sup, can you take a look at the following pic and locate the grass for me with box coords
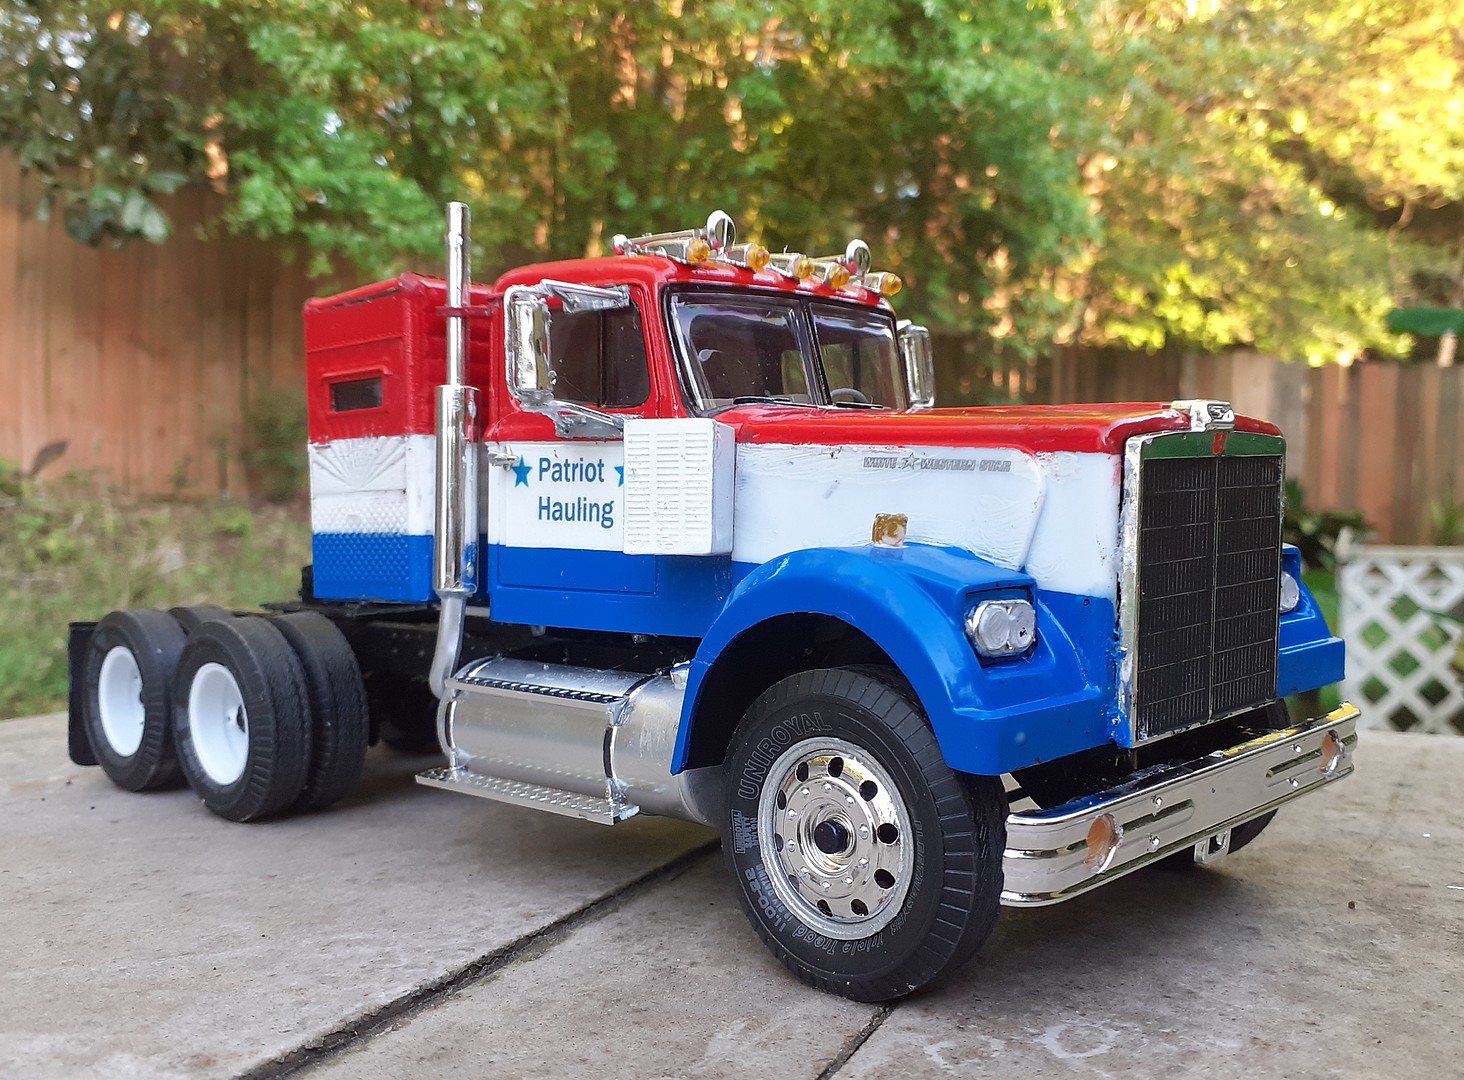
[0,474,310,720]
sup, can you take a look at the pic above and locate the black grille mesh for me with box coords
[1134,453,1283,739]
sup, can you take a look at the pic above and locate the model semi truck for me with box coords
[67,204,1357,1002]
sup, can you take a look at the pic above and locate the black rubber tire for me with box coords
[722,668,1006,1002]
[81,609,188,791]
[273,612,370,812]
[167,605,234,633]
[172,616,312,822]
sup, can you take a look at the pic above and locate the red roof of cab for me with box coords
[492,254,894,310]
[714,402,1281,455]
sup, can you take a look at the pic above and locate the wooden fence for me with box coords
[938,341,1464,546]
[0,155,317,497]
[1,153,1457,543]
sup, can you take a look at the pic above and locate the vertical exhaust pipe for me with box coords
[429,202,480,699]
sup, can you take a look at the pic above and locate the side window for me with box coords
[549,305,651,409]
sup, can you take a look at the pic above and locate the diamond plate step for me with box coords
[416,765,637,825]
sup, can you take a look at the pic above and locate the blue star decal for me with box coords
[512,458,532,486]
[614,465,625,487]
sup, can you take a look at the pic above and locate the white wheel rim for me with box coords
[97,646,146,757]
[188,662,249,785]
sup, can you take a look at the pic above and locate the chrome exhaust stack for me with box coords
[428,202,480,699]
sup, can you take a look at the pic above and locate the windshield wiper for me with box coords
[730,396,819,407]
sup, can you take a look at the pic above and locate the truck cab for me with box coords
[72,206,1358,1003]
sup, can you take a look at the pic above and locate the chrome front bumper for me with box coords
[1001,703,1360,906]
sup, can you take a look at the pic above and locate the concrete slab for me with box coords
[291,730,1461,1080]
[303,858,879,1080]
[4,714,1460,1080]
[835,730,1464,1079]
[0,714,714,1080]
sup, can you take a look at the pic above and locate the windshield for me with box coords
[668,291,906,412]
[810,302,906,410]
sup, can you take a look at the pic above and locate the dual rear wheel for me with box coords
[82,608,368,821]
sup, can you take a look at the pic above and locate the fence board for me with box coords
[0,155,318,496]
[3,149,1463,542]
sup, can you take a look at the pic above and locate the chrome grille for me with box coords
[1127,438,1283,742]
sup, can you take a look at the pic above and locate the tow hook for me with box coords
[1193,828,1232,865]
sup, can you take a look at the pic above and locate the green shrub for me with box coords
[0,476,309,719]
[242,387,309,503]
[1284,479,1365,571]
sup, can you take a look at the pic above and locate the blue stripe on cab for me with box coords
[312,532,436,602]
[484,544,748,638]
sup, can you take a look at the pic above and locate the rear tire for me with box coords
[81,610,187,791]
[167,605,234,633]
[172,616,312,822]
[722,668,1006,1002]
[273,612,370,812]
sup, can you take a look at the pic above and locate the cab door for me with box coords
[485,294,657,613]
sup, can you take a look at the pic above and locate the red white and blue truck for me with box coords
[69,204,1357,1001]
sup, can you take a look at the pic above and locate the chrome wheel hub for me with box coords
[757,737,915,939]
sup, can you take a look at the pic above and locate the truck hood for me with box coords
[714,402,1280,455]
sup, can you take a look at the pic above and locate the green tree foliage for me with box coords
[0,0,1099,314]
[0,0,1458,359]
[1070,0,1463,361]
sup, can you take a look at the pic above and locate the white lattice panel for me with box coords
[1339,545,1464,734]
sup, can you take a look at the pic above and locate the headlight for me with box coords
[965,599,1036,658]
[1279,570,1301,614]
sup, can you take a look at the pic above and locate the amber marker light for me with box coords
[821,262,852,289]
[724,243,771,271]
[865,271,902,297]
[1084,813,1123,874]
[768,252,816,280]
[686,237,712,263]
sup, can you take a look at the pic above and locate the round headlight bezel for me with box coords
[965,598,1037,659]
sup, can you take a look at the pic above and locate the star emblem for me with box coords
[512,458,532,486]
[614,465,625,487]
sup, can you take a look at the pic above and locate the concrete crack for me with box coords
[814,1004,894,1080]
[236,840,721,1080]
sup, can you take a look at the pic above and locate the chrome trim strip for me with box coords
[1000,703,1359,906]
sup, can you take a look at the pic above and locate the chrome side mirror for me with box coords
[898,320,935,410]
[506,286,554,404]
[504,279,633,438]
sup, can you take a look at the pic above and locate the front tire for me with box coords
[722,668,1006,1002]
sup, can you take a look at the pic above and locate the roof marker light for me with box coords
[810,238,871,289]
[612,210,735,266]
[768,252,816,280]
[863,271,903,297]
[721,242,771,272]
